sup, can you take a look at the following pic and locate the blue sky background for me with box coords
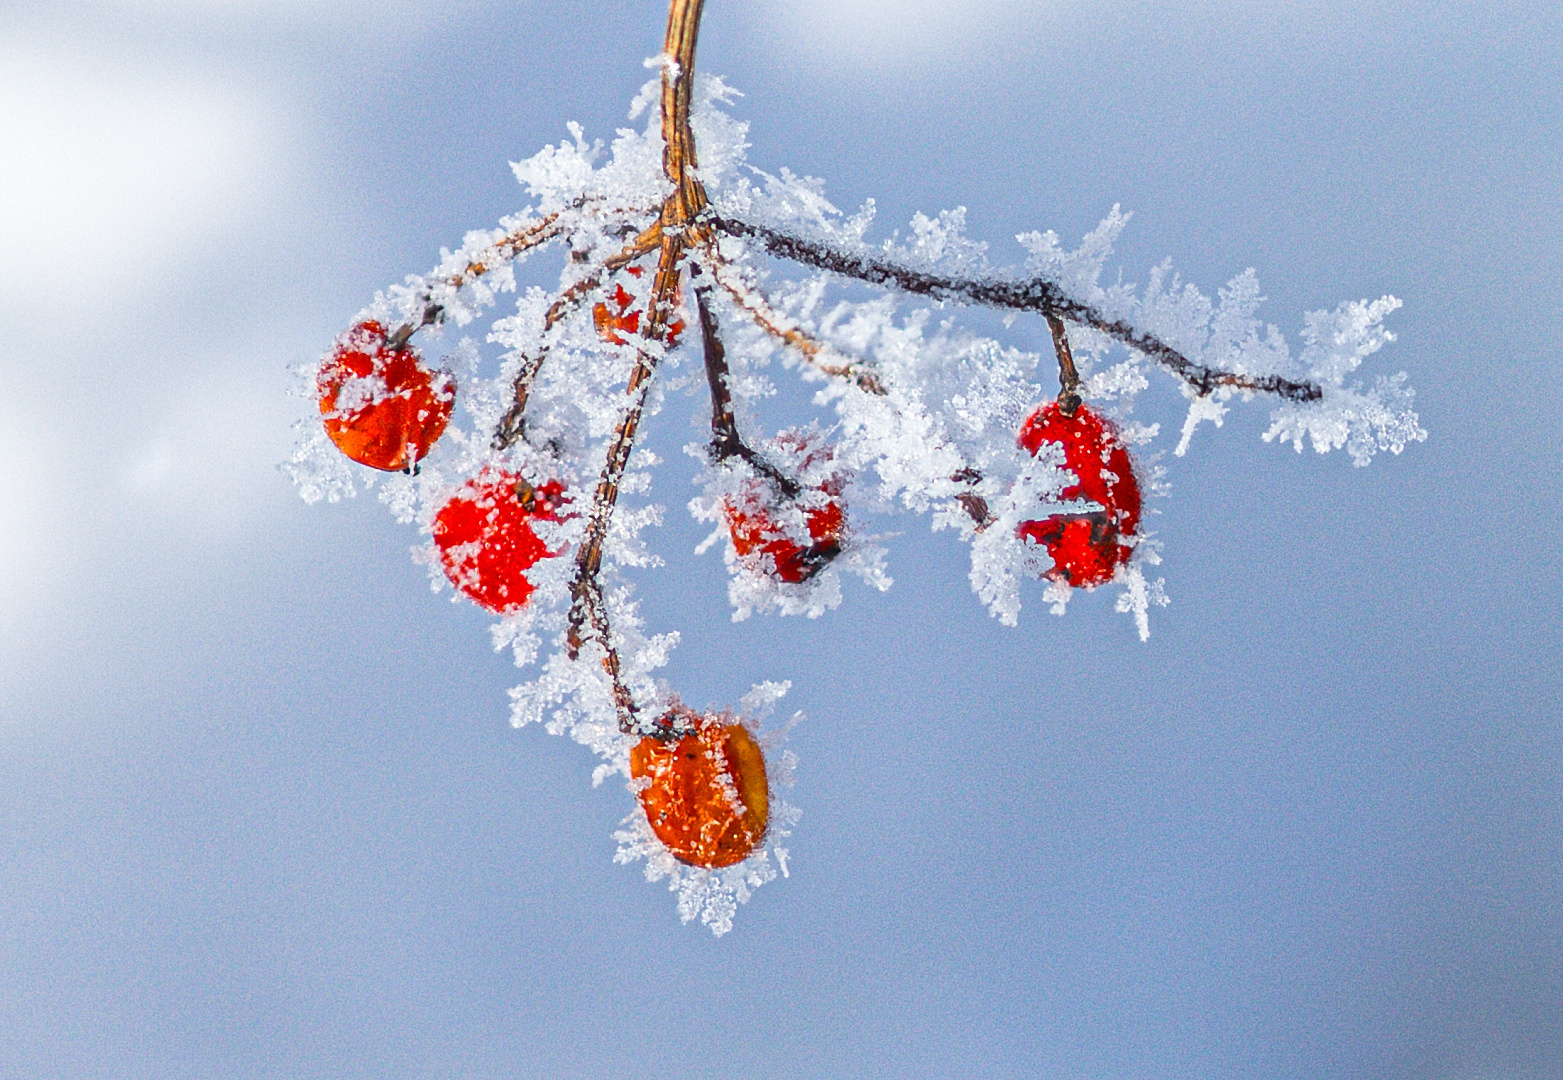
[1,1,1560,1077]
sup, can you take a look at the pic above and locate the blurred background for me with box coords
[1,1,1560,1077]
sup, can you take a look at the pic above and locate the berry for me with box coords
[631,711,769,869]
[318,319,454,472]
[1016,401,1141,588]
[721,430,846,584]
[724,491,844,584]
[592,267,683,346]
[592,282,642,344]
[432,470,567,613]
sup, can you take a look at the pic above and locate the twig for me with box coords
[1046,314,1083,416]
[950,468,995,531]
[386,213,566,350]
[712,216,1324,404]
[703,254,886,395]
[695,287,801,498]
[566,351,658,733]
[493,224,667,450]
[567,235,694,734]
[562,0,716,737]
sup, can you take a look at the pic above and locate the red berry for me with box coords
[1016,401,1141,588]
[318,319,454,472]
[630,710,769,869]
[721,430,846,584]
[592,283,642,345]
[724,493,844,584]
[432,470,567,613]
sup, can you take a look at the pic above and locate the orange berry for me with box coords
[432,470,567,613]
[592,283,642,345]
[1016,401,1141,588]
[318,319,454,472]
[631,712,769,869]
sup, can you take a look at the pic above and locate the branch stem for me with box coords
[713,215,1323,404]
[704,254,886,394]
[492,224,665,450]
[386,212,566,350]
[563,0,713,736]
[1046,314,1083,415]
[695,287,800,498]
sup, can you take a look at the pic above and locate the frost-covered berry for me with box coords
[432,471,567,613]
[719,428,846,584]
[592,283,641,345]
[1017,401,1141,588]
[723,490,844,584]
[317,319,454,472]
[631,711,768,869]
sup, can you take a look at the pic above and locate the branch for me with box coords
[712,216,1324,404]
[701,260,991,532]
[566,355,654,734]
[1046,313,1083,416]
[702,253,886,395]
[694,287,801,498]
[492,224,666,451]
[566,229,693,735]
[660,0,709,225]
[387,212,566,350]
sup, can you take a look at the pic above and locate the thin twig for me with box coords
[492,224,666,450]
[387,213,566,350]
[712,216,1324,404]
[566,231,694,734]
[695,287,801,498]
[559,0,738,737]
[566,350,658,733]
[1046,314,1083,416]
[703,254,886,395]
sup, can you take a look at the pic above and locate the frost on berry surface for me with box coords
[612,681,801,937]
[292,64,1420,933]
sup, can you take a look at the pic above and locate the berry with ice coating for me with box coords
[432,471,567,613]
[631,710,769,869]
[317,319,454,472]
[1017,401,1141,588]
[721,429,846,584]
[592,267,683,346]
[723,489,844,584]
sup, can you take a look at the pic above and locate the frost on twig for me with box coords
[1263,296,1426,465]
